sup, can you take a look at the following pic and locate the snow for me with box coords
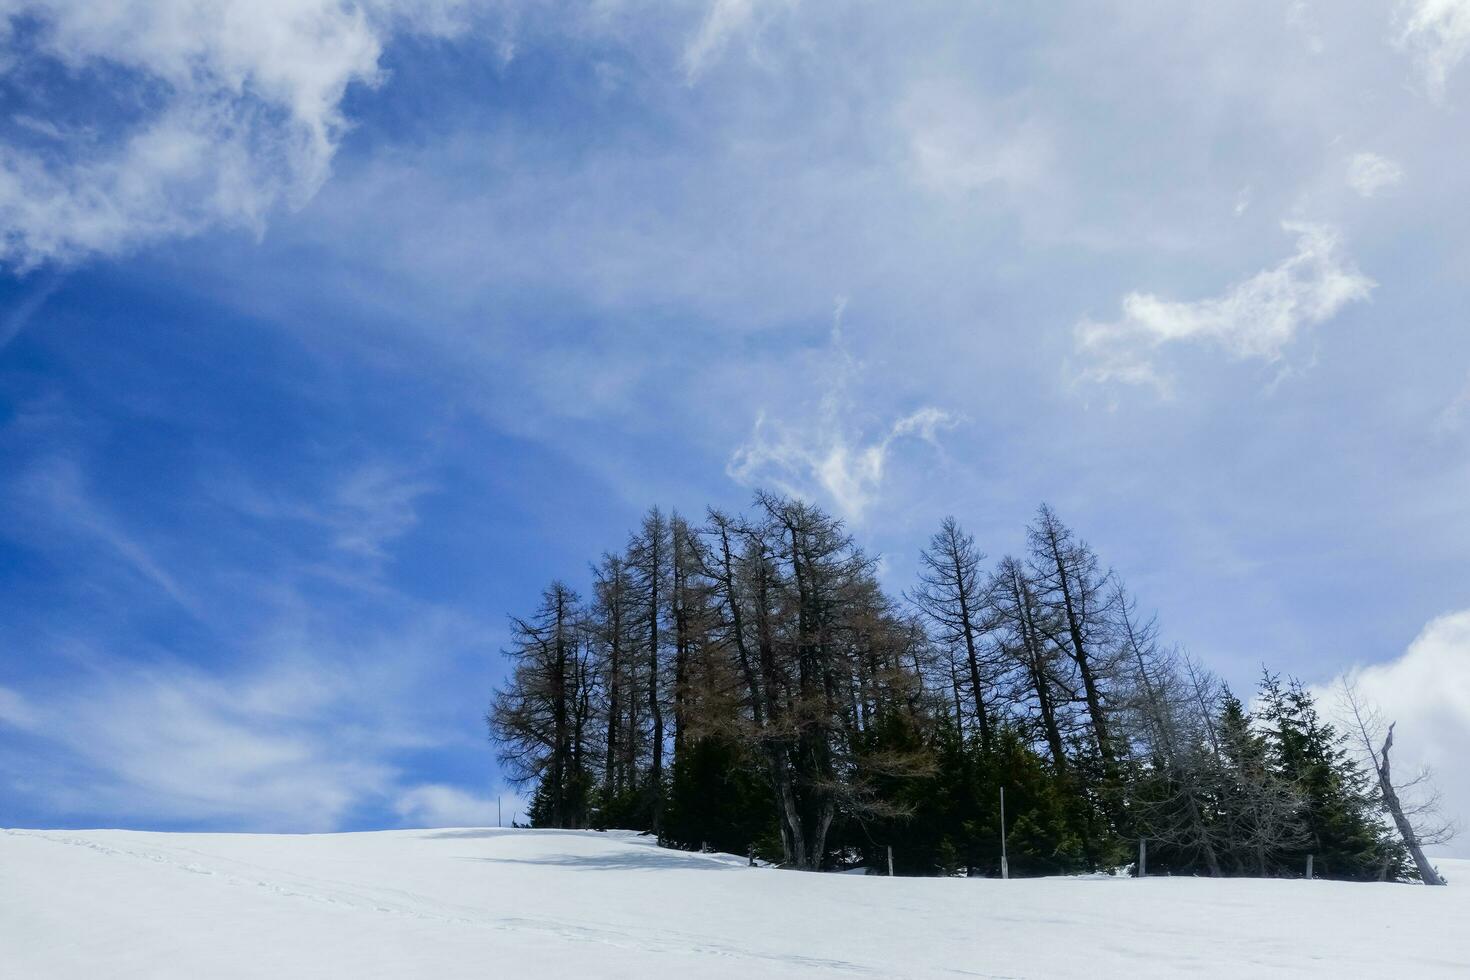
[3,827,1466,978]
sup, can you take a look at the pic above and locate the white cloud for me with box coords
[1076,222,1374,392]
[0,685,38,729]
[0,596,491,831]
[1435,370,1470,434]
[903,82,1054,197]
[198,457,434,582]
[1316,609,1470,856]
[0,0,465,267]
[728,306,955,522]
[0,661,394,831]
[1286,1,1325,55]
[0,439,489,832]
[0,274,59,352]
[1398,0,1470,99]
[328,462,433,562]
[394,783,520,828]
[1233,187,1252,217]
[682,0,759,81]
[16,454,199,613]
[730,405,955,524]
[1346,152,1405,197]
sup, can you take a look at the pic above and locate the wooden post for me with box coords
[1138,838,1147,878]
[1306,854,1314,880]
[999,786,1009,880]
[748,845,756,868]
[497,797,502,829]
[887,845,894,877]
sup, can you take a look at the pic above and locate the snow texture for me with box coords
[2,827,1466,977]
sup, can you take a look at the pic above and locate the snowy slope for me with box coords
[3,827,1466,978]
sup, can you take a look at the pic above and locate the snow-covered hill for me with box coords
[2,827,1466,978]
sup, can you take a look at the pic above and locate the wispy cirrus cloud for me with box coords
[1434,370,1470,435]
[0,661,394,831]
[727,301,956,522]
[0,422,482,831]
[1075,222,1374,393]
[327,462,434,562]
[682,0,763,81]
[729,405,956,524]
[0,0,467,268]
[902,83,1055,198]
[14,454,200,614]
[0,685,38,729]
[1398,0,1470,99]
[0,515,491,832]
[1346,152,1405,197]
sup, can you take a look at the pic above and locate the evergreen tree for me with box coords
[1257,672,1403,880]
[485,497,1427,884]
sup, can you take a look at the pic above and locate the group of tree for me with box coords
[489,495,1453,882]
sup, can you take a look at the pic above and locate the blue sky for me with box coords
[1,1,1468,844]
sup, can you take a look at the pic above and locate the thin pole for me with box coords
[887,845,894,877]
[498,796,502,828]
[1306,854,1314,880]
[1138,838,1147,878]
[1000,787,1009,880]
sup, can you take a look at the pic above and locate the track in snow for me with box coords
[3,827,1466,978]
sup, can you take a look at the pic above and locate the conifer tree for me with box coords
[486,497,1429,884]
[1257,672,1399,880]
[911,517,997,748]
[489,582,594,829]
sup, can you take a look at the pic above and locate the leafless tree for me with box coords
[1337,678,1457,885]
[991,556,1071,772]
[626,507,671,830]
[488,581,593,829]
[691,495,931,869]
[590,553,633,797]
[910,517,998,747]
[1027,505,1121,771]
[1111,584,1225,876]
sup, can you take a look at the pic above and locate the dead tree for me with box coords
[993,557,1069,772]
[1027,505,1120,771]
[591,553,633,796]
[910,517,995,747]
[1338,679,1456,885]
[1114,585,1223,877]
[627,507,670,831]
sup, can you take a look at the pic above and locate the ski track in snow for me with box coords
[2,827,1466,978]
[2,829,892,976]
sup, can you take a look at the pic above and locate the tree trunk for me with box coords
[1013,568,1067,771]
[1377,724,1445,885]
[647,531,664,833]
[671,522,691,757]
[1044,525,1114,768]
[956,586,992,748]
[604,573,622,796]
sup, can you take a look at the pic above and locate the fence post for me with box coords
[748,845,756,867]
[999,786,1009,880]
[1138,838,1147,878]
[887,845,894,877]
[1306,854,1314,880]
